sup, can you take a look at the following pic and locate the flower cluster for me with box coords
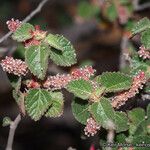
[43,66,95,90]
[26,79,41,89]
[1,56,28,76]
[84,118,100,137]
[111,71,146,108]
[43,74,72,90]
[6,18,22,32]
[118,5,129,24]
[71,66,95,80]
[24,25,46,48]
[138,45,150,59]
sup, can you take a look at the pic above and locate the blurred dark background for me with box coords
[0,0,149,150]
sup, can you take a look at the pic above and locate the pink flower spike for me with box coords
[84,118,100,137]
[111,71,146,108]
[71,66,95,80]
[6,18,22,32]
[1,56,28,76]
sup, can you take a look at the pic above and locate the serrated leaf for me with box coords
[2,117,12,127]
[45,34,71,51]
[49,43,76,66]
[25,45,49,80]
[45,92,64,118]
[132,17,150,35]
[12,23,34,42]
[25,89,52,121]
[90,97,115,129]
[128,108,146,136]
[115,111,129,133]
[141,29,150,49]
[96,72,132,92]
[71,98,90,125]
[66,79,93,100]
[128,108,145,125]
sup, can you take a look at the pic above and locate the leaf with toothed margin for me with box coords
[45,92,64,118]
[72,98,90,125]
[25,89,52,121]
[90,97,115,129]
[25,44,49,80]
[47,34,76,66]
[12,23,34,42]
[66,79,93,100]
[115,111,129,133]
[45,34,71,51]
[132,17,150,35]
[96,72,132,93]
[141,29,150,49]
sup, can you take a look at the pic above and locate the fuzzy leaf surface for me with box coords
[49,40,76,66]
[25,89,52,121]
[45,34,72,51]
[132,17,150,35]
[96,72,132,92]
[45,92,64,118]
[90,97,115,129]
[25,45,49,80]
[115,111,129,133]
[66,79,93,100]
[72,98,90,125]
[12,23,34,42]
[141,29,150,49]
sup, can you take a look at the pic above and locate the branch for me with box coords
[6,114,21,150]
[133,0,150,11]
[106,121,115,150]
[0,0,49,44]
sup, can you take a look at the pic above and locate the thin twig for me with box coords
[133,0,150,11]
[106,121,115,150]
[6,114,21,150]
[0,0,49,44]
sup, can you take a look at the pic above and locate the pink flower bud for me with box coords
[6,18,22,32]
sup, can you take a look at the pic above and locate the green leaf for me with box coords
[90,97,115,129]
[12,23,34,42]
[25,44,49,80]
[115,111,129,133]
[116,134,127,143]
[96,72,132,92]
[2,117,12,127]
[45,92,64,118]
[77,1,100,19]
[128,108,145,125]
[66,79,93,100]
[25,89,52,121]
[72,98,90,125]
[106,4,118,22]
[132,17,150,35]
[141,29,150,49]
[128,108,146,136]
[147,103,150,118]
[132,135,150,150]
[49,43,76,66]
[45,34,72,51]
